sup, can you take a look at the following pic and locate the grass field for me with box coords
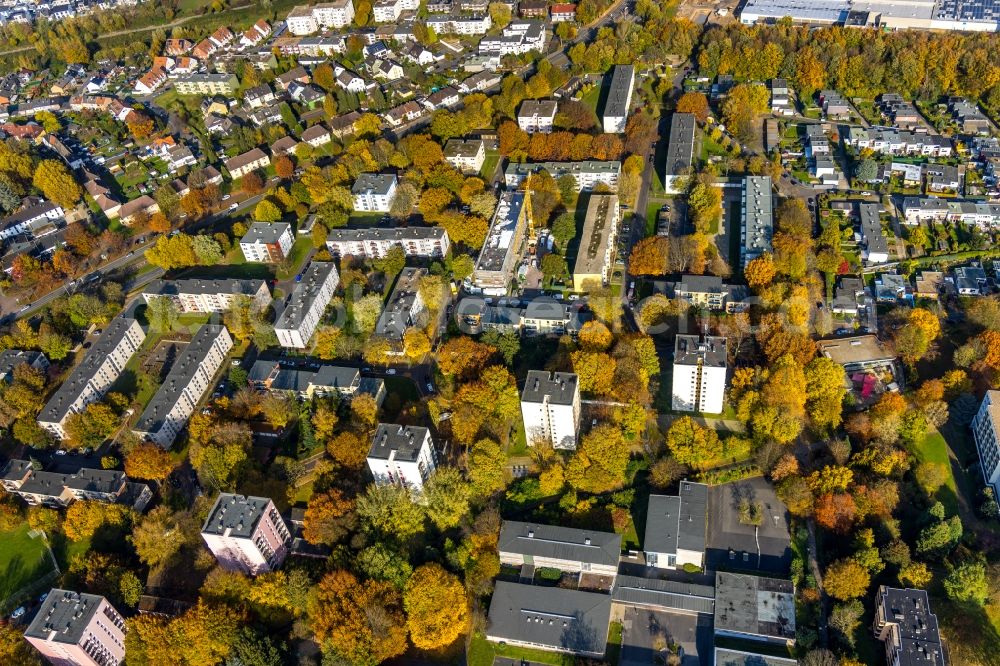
[480,150,501,181]
[0,525,54,605]
[912,427,959,514]
[468,633,573,666]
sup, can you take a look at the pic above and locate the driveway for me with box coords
[620,606,713,666]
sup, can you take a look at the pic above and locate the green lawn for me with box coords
[276,236,314,280]
[0,525,55,606]
[480,150,501,181]
[580,84,602,115]
[468,633,573,666]
[606,622,623,665]
[912,427,959,513]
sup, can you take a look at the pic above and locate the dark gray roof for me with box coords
[312,364,362,390]
[38,316,143,424]
[327,226,446,243]
[17,470,71,496]
[274,262,338,332]
[369,423,430,462]
[0,458,32,482]
[603,65,633,119]
[134,325,229,437]
[62,468,127,495]
[498,520,621,567]
[241,221,291,245]
[859,202,888,256]
[0,349,46,381]
[352,172,396,196]
[444,138,484,159]
[643,494,680,555]
[487,581,612,655]
[714,572,796,641]
[678,481,708,552]
[677,274,724,294]
[24,589,107,644]
[522,370,578,406]
[674,335,727,368]
[665,112,695,176]
[612,574,715,614]
[877,586,945,666]
[374,267,426,341]
[202,493,272,539]
[144,277,266,299]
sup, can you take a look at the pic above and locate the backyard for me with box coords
[468,633,574,666]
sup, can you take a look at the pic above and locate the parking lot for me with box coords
[619,606,713,666]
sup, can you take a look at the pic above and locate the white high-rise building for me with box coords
[602,65,634,133]
[671,335,727,414]
[972,390,1000,509]
[520,370,580,449]
[367,424,437,491]
[274,262,339,349]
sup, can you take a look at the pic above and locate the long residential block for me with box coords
[142,278,271,313]
[1,460,152,511]
[275,261,339,349]
[504,160,620,191]
[602,64,634,133]
[473,192,528,295]
[326,226,450,259]
[38,317,145,440]
[572,193,618,291]
[132,325,233,448]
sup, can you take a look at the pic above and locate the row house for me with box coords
[845,126,952,157]
[326,226,450,259]
[901,197,1000,227]
[241,19,272,48]
[1,460,152,511]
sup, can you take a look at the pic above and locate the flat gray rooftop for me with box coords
[574,194,617,277]
[522,370,578,407]
[369,423,430,462]
[603,65,634,119]
[202,493,271,539]
[674,335,727,368]
[242,221,291,245]
[24,589,105,645]
[665,112,695,176]
[714,571,796,641]
[498,520,621,567]
[274,262,338,332]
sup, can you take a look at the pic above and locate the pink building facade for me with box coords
[24,590,126,666]
[201,493,291,575]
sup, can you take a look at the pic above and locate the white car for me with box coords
[231,359,241,366]
[222,194,231,201]
[229,203,238,210]
[386,369,397,375]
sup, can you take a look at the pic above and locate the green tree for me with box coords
[564,424,629,493]
[666,417,723,467]
[355,483,426,541]
[424,467,471,530]
[943,561,989,605]
[146,295,179,332]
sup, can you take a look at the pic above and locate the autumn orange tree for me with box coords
[403,563,469,650]
[274,155,295,179]
[744,253,776,292]
[628,236,669,276]
[564,424,629,493]
[308,570,408,664]
[666,416,722,468]
[675,92,710,122]
[124,442,177,482]
[302,488,355,545]
[824,558,871,601]
[437,337,496,380]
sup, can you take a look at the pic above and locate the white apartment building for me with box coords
[373,0,419,22]
[671,335,727,414]
[367,423,437,491]
[201,494,292,575]
[287,0,355,33]
[520,370,580,450]
[240,222,294,263]
[479,20,547,56]
[37,316,146,440]
[24,590,126,666]
[425,14,492,34]
[326,226,450,259]
[352,172,398,212]
[132,325,233,449]
[443,138,486,173]
[504,160,621,191]
[0,199,64,240]
[517,99,557,133]
[973,390,1000,510]
[572,194,618,291]
[643,483,708,570]
[142,278,271,313]
[274,261,340,349]
[874,587,945,666]
[602,64,634,134]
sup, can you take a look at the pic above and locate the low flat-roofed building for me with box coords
[247,360,385,404]
[664,112,695,194]
[1,460,151,511]
[817,335,895,372]
[37,316,145,440]
[874,586,945,666]
[367,423,436,490]
[714,649,797,666]
[473,192,528,296]
[326,226,450,259]
[643,481,708,570]
[572,194,618,291]
[498,520,621,576]
[954,264,989,295]
[740,176,773,267]
[443,137,486,173]
[275,262,340,349]
[133,325,233,448]
[486,582,612,657]
[611,575,716,614]
[715,572,796,645]
[374,267,427,347]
